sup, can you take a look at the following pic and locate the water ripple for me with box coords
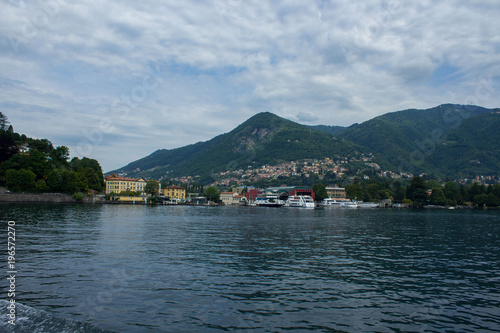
[1,204,499,332]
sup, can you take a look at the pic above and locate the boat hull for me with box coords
[256,203,283,207]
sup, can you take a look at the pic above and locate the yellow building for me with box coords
[163,185,186,201]
[135,178,147,193]
[105,175,159,195]
[325,187,347,200]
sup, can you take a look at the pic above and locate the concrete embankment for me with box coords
[0,191,105,204]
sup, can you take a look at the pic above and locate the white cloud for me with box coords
[0,0,499,171]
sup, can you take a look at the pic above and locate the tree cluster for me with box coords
[204,186,220,202]
[344,178,401,202]
[0,114,105,194]
[344,176,500,207]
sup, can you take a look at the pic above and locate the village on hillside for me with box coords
[105,173,359,208]
[105,152,500,208]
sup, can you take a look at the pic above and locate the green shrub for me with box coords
[73,192,84,201]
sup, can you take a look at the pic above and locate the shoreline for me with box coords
[0,192,496,209]
[0,192,105,204]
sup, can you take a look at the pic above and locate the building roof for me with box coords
[105,175,138,182]
[164,186,185,190]
[267,186,312,191]
[105,174,160,183]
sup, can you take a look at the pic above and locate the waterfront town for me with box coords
[104,155,382,205]
[105,172,348,207]
[104,154,500,208]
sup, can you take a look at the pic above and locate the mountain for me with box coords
[338,104,497,176]
[427,111,500,177]
[111,104,500,182]
[111,112,364,181]
[306,124,346,136]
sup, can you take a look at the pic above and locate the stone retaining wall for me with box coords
[0,192,105,204]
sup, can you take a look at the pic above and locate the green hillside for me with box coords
[307,124,346,136]
[428,111,500,177]
[111,112,364,180]
[339,104,494,174]
[111,105,499,182]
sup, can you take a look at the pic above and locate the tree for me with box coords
[204,186,220,203]
[0,112,8,131]
[29,150,48,179]
[345,178,364,200]
[35,179,47,192]
[406,176,428,208]
[492,184,500,199]
[473,193,499,207]
[375,189,392,200]
[467,183,486,202]
[144,180,159,196]
[47,169,79,194]
[392,181,406,203]
[28,138,53,154]
[426,179,442,190]
[78,167,102,191]
[312,183,328,201]
[430,188,447,206]
[0,131,17,163]
[367,183,380,201]
[70,157,105,190]
[460,185,467,203]
[444,181,463,205]
[2,153,31,171]
[49,146,70,167]
[76,169,89,192]
[6,169,37,192]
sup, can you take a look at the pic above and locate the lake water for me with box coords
[1,204,500,332]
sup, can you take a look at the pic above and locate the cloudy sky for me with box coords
[1,1,499,172]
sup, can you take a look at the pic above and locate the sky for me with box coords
[1,1,499,172]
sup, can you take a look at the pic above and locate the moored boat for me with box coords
[319,198,343,207]
[319,198,360,208]
[254,195,283,207]
[285,195,316,209]
[340,200,359,208]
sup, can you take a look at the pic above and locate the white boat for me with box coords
[254,195,283,207]
[320,198,360,208]
[319,198,344,207]
[340,200,359,208]
[285,195,316,209]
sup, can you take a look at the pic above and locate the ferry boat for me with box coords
[319,198,343,207]
[285,195,316,209]
[254,195,283,207]
[340,200,359,208]
[319,198,359,208]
